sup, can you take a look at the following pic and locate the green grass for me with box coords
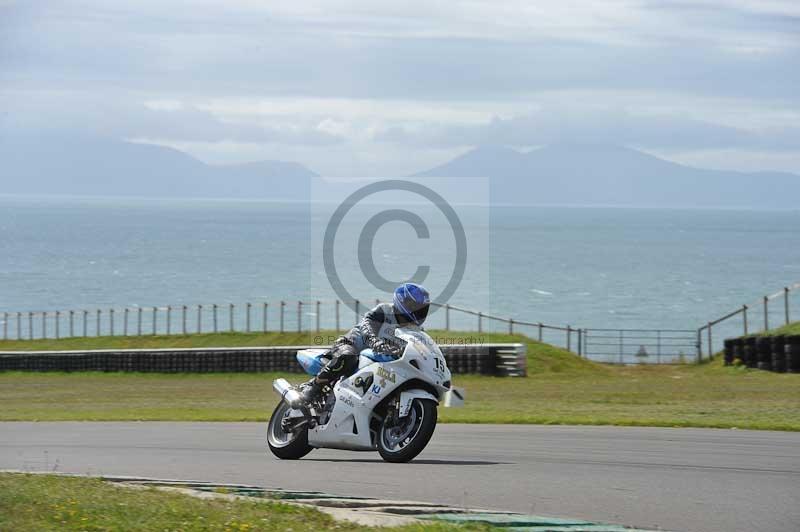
[0,331,342,352]
[0,473,479,531]
[760,320,800,336]
[1,331,798,430]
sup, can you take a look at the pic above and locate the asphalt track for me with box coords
[1,423,798,532]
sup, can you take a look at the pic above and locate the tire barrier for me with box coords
[755,337,772,371]
[732,338,744,365]
[772,335,786,373]
[0,343,527,377]
[723,334,800,373]
[743,336,758,368]
[723,339,735,366]
[787,336,800,374]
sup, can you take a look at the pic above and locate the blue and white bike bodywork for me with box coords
[268,328,452,463]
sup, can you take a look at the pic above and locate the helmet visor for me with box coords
[410,303,429,325]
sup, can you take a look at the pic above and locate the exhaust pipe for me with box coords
[273,378,302,407]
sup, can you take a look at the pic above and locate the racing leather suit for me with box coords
[316,303,412,384]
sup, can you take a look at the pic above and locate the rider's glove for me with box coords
[373,340,403,356]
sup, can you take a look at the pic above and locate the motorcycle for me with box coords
[267,327,453,463]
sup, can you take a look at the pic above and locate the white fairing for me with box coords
[306,327,451,451]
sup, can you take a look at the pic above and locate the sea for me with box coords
[1,195,799,359]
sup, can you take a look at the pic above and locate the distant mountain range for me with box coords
[416,143,800,208]
[1,133,798,208]
[0,134,316,199]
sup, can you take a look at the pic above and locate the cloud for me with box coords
[1,0,799,102]
[0,92,344,146]
[2,1,799,174]
[374,108,800,152]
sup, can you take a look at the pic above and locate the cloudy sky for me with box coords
[1,0,799,176]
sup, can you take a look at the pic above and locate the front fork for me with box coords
[368,395,400,448]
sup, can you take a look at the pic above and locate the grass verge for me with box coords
[0,473,476,531]
[759,320,800,336]
[1,331,798,430]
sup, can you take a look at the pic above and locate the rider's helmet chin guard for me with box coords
[393,283,431,326]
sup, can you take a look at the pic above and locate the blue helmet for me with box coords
[393,283,431,326]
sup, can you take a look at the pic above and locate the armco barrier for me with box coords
[723,334,800,373]
[0,343,527,376]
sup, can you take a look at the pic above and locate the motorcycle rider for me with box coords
[299,282,431,404]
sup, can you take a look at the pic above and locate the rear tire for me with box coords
[377,399,437,463]
[267,401,313,460]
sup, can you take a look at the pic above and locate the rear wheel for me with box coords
[377,399,437,463]
[267,401,313,460]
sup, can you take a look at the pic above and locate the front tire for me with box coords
[267,401,313,460]
[377,399,437,463]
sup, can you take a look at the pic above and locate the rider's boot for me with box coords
[298,378,324,405]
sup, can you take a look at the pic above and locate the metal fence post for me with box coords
[743,305,748,335]
[785,287,791,325]
[355,300,360,324]
[166,306,171,335]
[279,301,285,333]
[618,329,623,364]
[335,300,340,331]
[538,322,543,342]
[152,307,157,335]
[27,311,33,339]
[42,311,47,339]
[707,323,713,359]
[69,310,75,338]
[696,328,702,361]
[17,312,22,340]
[229,303,234,332]
[137,308,142,336]
[656,329,661,364]
[84,310,89,337]
[182,305,187,335]
[197,305,202,334]
[110,308,114,336]
[566,326,571,352]
[315,301,320,332]
[577,328,582,357]
[763,296,769,331]
[297,301,302,333]
[123,308,128,336]
[584,329,589,358]
[213,304,218,333]
[445,304,450,331]
[263,303,268,332]
[509,318,514,335]
[55,311,60,339]
[246,303,251,333]
[96,309,101,336]
[478,311,482,333]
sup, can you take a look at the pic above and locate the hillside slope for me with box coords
[416,142,800,208]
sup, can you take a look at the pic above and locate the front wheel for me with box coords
[267,401,313,460]
[377,399,437,463]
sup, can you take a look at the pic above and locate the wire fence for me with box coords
[0,299,580,351]
[697,282,800,360]
[1,282,797,364]
[582,328,697,364]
